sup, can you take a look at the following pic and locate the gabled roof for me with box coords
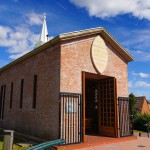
[134,96,146,111]
[59,27,134,62]
[147,100,150,104]
[134,96,150,111]
[0,27,134,74]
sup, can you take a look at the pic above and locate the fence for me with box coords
[59,92,83,144]
[118,97,133,137]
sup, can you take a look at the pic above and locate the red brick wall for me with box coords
[0,44,61,140]
[60,35,128,97]
[0,33,129,141]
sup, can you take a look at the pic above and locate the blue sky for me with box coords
[0,0,150,99]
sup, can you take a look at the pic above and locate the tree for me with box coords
[133,113,150,132]
[129,93,137,118]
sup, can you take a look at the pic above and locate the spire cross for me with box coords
[43,13,46,19]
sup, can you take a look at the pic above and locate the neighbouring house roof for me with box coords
[0,27,134,74]
[134,96,145,112]
[134,96,150,113]
[147,101,150,109]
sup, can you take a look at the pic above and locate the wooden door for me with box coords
[98,77,118,137]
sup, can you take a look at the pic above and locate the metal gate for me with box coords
[59,92,83,144]
[118,97,133,137]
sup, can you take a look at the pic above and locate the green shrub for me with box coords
[133,113,150,132]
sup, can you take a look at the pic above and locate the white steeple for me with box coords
[40,13,48,43]
[35,13,49,47]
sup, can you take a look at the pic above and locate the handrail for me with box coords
[27,139,65,150]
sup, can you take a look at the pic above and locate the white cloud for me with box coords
[128,81,133,88]
[70,0,150,62]
[70,0,150,20]
[135,81,150,87]
[0,26,16,47]
[9,52,29,60]
[26,12,43,26]
[121,29,150,50]
[130,50,150,62]
[0,11,51,60]
[129,73,150,99]
[139,73,150,78]
[113,27,150,62]
[129,88,150,99]
[132,72,150,78]
[0,25,40,59]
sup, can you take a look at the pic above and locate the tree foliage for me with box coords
[129,93,137,118]
[129,93,150,131]
[133,113,150,132]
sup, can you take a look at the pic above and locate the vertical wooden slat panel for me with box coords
[118,97,132,137]
[119,99,122,136]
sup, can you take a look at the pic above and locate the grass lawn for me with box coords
[0,131,29,150]
[133,130,147,133]
[0,141,28,150]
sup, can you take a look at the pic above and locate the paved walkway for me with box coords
[77,137,150,150]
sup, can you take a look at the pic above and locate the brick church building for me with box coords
[0,16,134,144]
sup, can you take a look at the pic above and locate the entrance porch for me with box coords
[83,72,118,139]
[59,72,132,145]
